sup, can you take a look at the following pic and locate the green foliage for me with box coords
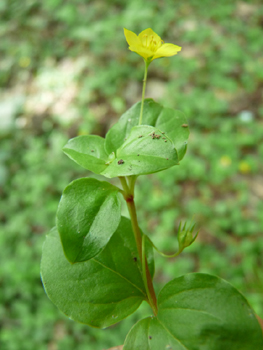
[1,0,263,349]
[63,136,109,175]
[105,99,189,161]
[41,218,154,328]
[62,100,188,178]
[40,87,262,347]
[124,274,263,350]
[103,124,179,177]
[57,178,121,263]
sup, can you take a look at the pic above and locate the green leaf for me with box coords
[62,101,188,178]
[62,135,110,174]
[155,109,189,161]
[56,178,121,263]
[105,99,163,154]
[41,217,154,328]
[123,273,263,350]
[105,99,189,161]
[102,125,179,178]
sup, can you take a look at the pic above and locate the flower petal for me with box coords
[153,43,182,59]
[124,28,141,47]
[138,28,161,46]
[128,45,154,60]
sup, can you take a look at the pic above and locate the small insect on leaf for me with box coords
[149,336,152,340]
[118,159,124,165]
[182,124,188,128]
[133,257,137,262]
[138,135,143,138]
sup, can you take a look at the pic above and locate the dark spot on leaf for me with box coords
[161,132,165,134]
[164,140,167,142]
[166,158,169,160]
[137,154,140,156]
[150,132,161,139]
[182,124,188,128]
[138,135,143,138]
[149,336,152,340]
[118,159,124,165]
[133,257,137,262]
[91,150,94,152]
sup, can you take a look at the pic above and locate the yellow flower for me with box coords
[239,161,251,174]
[124,28,181,62]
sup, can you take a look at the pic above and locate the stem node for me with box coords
[125,195,134,203]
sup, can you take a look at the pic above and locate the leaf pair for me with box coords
[123,274,263,350]
[41,230,263,349]
[63,99,190,178]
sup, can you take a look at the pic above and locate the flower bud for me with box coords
[177,221,198,252]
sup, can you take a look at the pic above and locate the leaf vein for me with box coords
[84,296,143,306]
[159,286,216,306]
[93,259,146,297]
[157,318,190,350]
[160,307,222,322]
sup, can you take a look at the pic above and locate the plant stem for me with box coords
[142,234,158,316]
[138,60,149,126]
[119,176,158,315]
[127,175,137,197]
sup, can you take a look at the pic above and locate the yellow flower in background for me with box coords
[239,161,251,174]
[124,28,181,62]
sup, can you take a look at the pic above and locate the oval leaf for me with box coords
[124,273,263,350]
[41,217,154,328]
[102,125,179,178]
[155,109,189,161]
[63,135,109,174]
[105,99,189,161]
[57,178,121,263]
[105,99,163,154]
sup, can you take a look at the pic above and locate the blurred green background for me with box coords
[1,0,263,349]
